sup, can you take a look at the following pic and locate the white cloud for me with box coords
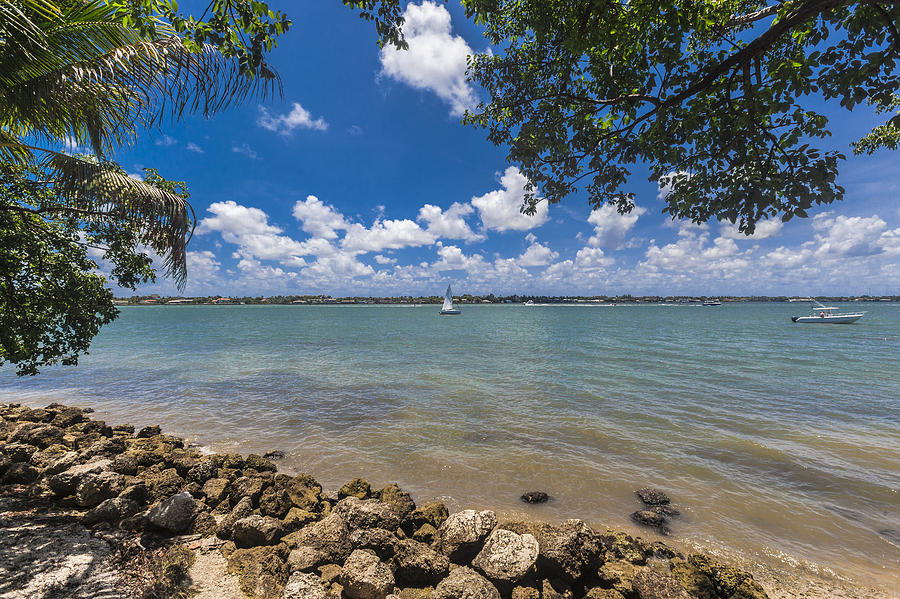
[813,212,895,258]
[258,102,328,135]
[232,143,258,160]
[374,255,397,265]
[292,195,348,240]
[471,167,548,232]
[342,219,435,253]
[186,250,221,283]
[418,202,483,241]
[186,142,204,153]
[379,1,477,116]
[197,201,312,262]
[432,243,488,272]
[587,203,646,249]
[720,219,783,240]
[155,134,177,147]
[574,247,614,270]
[517,240,558,267]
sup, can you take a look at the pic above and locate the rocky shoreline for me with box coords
[1,401,775,599]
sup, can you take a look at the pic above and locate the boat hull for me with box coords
[791,314,864,324]
[439,310,461,315]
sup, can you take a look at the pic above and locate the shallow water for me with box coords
[2,303,898,591]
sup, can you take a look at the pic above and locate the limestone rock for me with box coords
[432,566,500,599]
[349,528,401,561]
[41,450,81,477]
[338,477,372,500]
[75,470,126,507]
[408,501,449,530]
[535,519,601,582]
[434,509,497,562]
[286,512,352,564]
[472,528,538,584]
[669,557,716,599]
[540,578,574,599]
[226,544,290,599]
[218,495,254,539]
[412,523,437,544]
[584,589,625,599]
[520,491,549,504]
[597,560,641,596]
[2,442,37,463]
[233,514,286,547]
[601,530,647,565]
[631,567,693,599]
[336,496,404,531]
[1,462,39,484]
[283,571,328,599]
[230,475,269,506]
[340,549,395,599]
[82,496,140,525]
[148,491,198,533]
[378,483,416,519]
[245,453,278,472]
[48,459,112,496]
[393,538,450,586]
[10,422,64,448]
[136,424,162,438]
[141,466,185,502]
[202,477,230,507]
[260,485,293,518]
[283,473,327,512]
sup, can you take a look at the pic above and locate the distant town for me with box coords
[113,294,900,306]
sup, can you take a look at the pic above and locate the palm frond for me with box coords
[45,152,194,287]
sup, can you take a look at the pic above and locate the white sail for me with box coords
[442,285,454,312]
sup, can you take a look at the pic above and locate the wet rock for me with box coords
[69,420,113,438]
[75,470,126,507]
[283,473,328,512]
[148,491,198,533]
[10,422,64,448]
[669,558,716,599]
[601,531,647,565]
[631,567,694,599]
[136,424,162,438]
[112,423,135,435]
[245,453,277,472]
[434,509,497,562]
[233,514,286,547]
[535,519,602,582]
[2,442,37,463]
[432,566,500,599]
[341,549,395,599]
[393,538,450,586]
[631,510,667,528]
[687,554,766,599]
[378,483,416,519]
[635,488,670,506]
[597,560,641,596]
[82,496,140,525]
[339,477,373,500]
[2,462,39,484]
[283,571,328,599]
[520,491,549,504]
[226,543,290,599]
[472,528,539,584]
[48,459,112,496]
[259,485,293,518]
[407,500,449,532]
[649,504,680,518]
[264,449,286,460]
[349,528,401,561]
[336,496,404,531]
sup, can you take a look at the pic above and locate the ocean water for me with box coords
[2,303,898,591]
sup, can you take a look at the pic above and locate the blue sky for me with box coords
[108,1,900,297]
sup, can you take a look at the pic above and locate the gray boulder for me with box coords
[48,459,112,496]
[435,509,497,561]
[340,549,395,599]
[335,496,403,531]
[393,538,450,586]
[472,528,539,584]
[289,512,352,564]
[42,451,81,477]
[282,571,329,599]
[82,496,140,525]
[75,470,126,507]
[536,519,602,582]
[432,566,501,599]
[148,492,198,533]
[232,514,286,547]
[217,495,254,539]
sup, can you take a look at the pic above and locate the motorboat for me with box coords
[702,299,722,306]
[791,300,865,324]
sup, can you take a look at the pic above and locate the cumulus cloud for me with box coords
[374,255,397,265]
[258,102,328,134]
[812,212,897,258]
[587,203,646,249]
[719,219,783,240]
[197,201,312,262]
[379,1,477,116]
[471,167,548,232]
[186,251,221,282]
[292,195,348,240]
[342,219,435,253]
[574,247,613,270]
[517,240,558,267]
[418,202,483,241]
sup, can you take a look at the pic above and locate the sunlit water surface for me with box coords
[2,303,898,592]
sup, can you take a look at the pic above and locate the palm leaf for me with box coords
[45,152,194,287]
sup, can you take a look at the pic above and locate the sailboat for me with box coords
[439,284,461,315]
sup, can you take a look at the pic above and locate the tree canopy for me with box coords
[460,0,900,233]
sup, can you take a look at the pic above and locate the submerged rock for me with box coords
[520,491,549,504]
[635,488,670,506]
[263,449,286,460]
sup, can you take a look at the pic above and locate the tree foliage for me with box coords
[460,0,900,232]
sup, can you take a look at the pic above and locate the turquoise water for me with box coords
[2,303,898,589]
